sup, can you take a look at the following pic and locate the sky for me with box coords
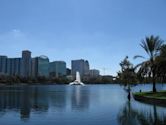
[0,0,166,76]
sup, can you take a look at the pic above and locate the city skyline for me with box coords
[0,0,166,75]
[0,50,99,72]
[0,50,100,79]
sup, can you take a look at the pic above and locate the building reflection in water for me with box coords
[49,86,67,111]
[0,85,91,121]
[0,86,49,121]
[71,86,90,111]
[32,86,49,112]
[118,101,166,125]
[20,86,31,120]
[0,86,24,115]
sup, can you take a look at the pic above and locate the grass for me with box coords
[134,90,166,100]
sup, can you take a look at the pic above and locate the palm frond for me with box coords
[133,55,145,59]
[134,60,150,70]
[139,35,164,59]
[140,40,150,56]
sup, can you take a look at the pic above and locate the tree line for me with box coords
[117,35,166,92]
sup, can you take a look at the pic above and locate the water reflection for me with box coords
[0,85,90,120]
[71,86,90,111]
[20,87,31,120]
[32,86,49,112]
[0,85,165,125]
[0,86,50,121]
[118,101,166,125]
[49,86,67,111]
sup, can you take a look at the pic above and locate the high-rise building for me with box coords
[38,56,49,77]
[71,59,90,77]
[6,58,12,75]
[31,57,38,78]
[31,56,49,78]
[49,61,66,78]
[6,58,21,76]
[21,50,32,78]
[14,58,22,76]
[90,69,100,78]
[0,56,7,74]
[66,68,71,75]
[84,60,90,76]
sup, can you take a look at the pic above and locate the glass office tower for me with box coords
[49,61,66,78]
[38,56,49,77]
[31,56,49,78]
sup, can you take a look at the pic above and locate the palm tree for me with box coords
[134,35,163,92]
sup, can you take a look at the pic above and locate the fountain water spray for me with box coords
[69,71,85,86]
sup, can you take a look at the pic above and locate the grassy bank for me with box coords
[134,91,166,99]
[133,91,166,106]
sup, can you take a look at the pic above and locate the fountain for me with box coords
[69,71,85,86]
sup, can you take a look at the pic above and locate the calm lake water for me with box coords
[0,84,166,125]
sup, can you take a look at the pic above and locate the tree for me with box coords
[155,44,166,82]
[118,56,137,85]
[134,35,164,92]
[118,56,137,100]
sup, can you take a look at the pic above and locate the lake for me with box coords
[0,84,166,125]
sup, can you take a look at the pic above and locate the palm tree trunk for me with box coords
[151,60,157,92]
[153,78,156,92]
[152,68,157,92]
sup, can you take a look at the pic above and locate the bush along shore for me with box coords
[133,91,166,107]
[0,75,118,85]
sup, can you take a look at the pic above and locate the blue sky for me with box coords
[0,0,166,75]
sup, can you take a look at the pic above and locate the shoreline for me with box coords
[133,91,166,107]
[0,82,120,86]
[0,82,166,85]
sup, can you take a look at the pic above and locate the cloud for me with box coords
[0,29,41,57]
[0,29,26,45]
[11,29,24,38]
[0,29,57,58]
